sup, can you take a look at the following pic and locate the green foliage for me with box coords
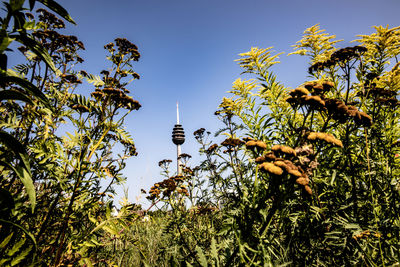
[0,1,142,265]
[134,24,400,266]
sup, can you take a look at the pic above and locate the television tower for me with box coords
[172,102,185,175]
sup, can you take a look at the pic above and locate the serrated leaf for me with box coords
[0,233,14,249]
[12,33,59,74]
[195,246,208,267]
[11,246,32,266]
[210,238,219,266]
[86,74,105,87]
[7,237,25,257]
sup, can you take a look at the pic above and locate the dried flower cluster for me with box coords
[104,38,140,61]
[221,137,244,153]
[245,139,268,152]
[352,230,382,241]
[37,9,65,29]
[286,81,333,110]
[91,87,141,111]
[147,175,189,200]
[158,159,172,168]
[189,205,218,215]
[31,9,85,62]
[206,144,218,154]
[70,104,89,113]
[257,145,312,195]
[362,87,400,107]
[325,99,372,126]
[309,46,367,73]
[307,132,343,148]
[120,139,137,156]
[287,80,373,127]
[61,74,82,84]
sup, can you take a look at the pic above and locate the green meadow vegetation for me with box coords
[0,1,399,266]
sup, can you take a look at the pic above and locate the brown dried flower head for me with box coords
[304,95,325,109]
[289,87,310,97]
[271,145,297,157]
[296,176,310,186]
[304,185,313,195]
[259,162,283,175]
[206,144,218,154]
[221,138,244,148]
[307,132,343,148]
[71,104,89,113]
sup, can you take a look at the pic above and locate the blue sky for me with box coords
[25,0,400,207]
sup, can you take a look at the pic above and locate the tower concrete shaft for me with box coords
[172,102,185,175]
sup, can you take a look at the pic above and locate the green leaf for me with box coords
[0,233,14,249]
[0,69,52,109]
[0,89,34,104]
[12,33,59,74]
[0,130,36,211]
[7,237,25,257]
[0,130,31,175]
[0,162,36,212]
[37,0,76,24]
[0,32,15,53]
[210,238,220,266]
[0,220,37,248]
[11,246,32,266]
[86,74,105,87]
[10,0,24,11]
[195,246,208,267]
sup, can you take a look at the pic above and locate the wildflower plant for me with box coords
[146,24,400,266]
[0,2,142,265]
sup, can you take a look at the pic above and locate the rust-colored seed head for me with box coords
[271,145,297,157]
[273,160,288,169]
[255,141,267,150]
[289,87,310,97]
[307,132,343,148]
[347,106,358,117]
[245,140,257,148]
[263,151,277,161]
[242,137,254,142]
[259,162,283,175]
[304,185,313,195]
[283,159,297,170]
[358,112,373,127]
[206,144,218,154]
[296,176,310,185]
[286,96,297,105]
[255,156,266,163]
[307,132,318,141]
[303,82,315,90]
[221,138,244,147]
[312,84,324,95]
[305,95,325,109]
[71,104,90,113]
[288,169,302,177]
[322,81,335,91]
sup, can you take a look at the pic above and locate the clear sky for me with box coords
[29,0,400,207]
